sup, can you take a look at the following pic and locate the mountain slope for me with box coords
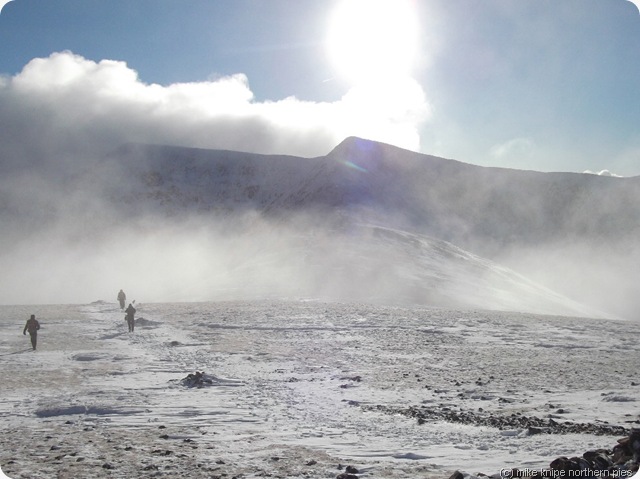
[111,138,640,256]
[327,137,640,254]
[96,139,640,318]
[261,223,608,318]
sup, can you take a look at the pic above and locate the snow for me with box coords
[1,300,639,478]
[3,138,639,318]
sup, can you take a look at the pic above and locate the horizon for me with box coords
[1,0,640,176]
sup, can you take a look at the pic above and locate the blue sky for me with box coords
[1,0,640,175]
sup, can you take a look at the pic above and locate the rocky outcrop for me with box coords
[363,404,630,436]
[179,371,214,388]
[448,430,640,479]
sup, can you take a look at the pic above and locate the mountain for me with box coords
[111,137,640,253]
[96,137,639,319]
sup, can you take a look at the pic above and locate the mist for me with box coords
[499,239,640,321]
[0,211,307,305]
[0,50,426,306]
[0,200,606,318]
[1,52,639,319]
[1,149,632,321]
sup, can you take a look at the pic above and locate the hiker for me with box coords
[125,303,136,332]
[23,314,41,350]
[117,289,126,309]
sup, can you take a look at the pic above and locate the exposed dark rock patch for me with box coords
[179,371,215,388]
[449,431,640,478]
[363,404,630,436]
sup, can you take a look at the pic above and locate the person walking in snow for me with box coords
[117,289,126,310]
[23,314,41,350]
[125,302,136,332]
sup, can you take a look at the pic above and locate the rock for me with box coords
[180,371,216,388]
[573,457,592,470]
[550,457,572,472]
[612,443,632,464]
[592,453,613,469]
[545,430,640,478]
[630,429,640,454]
[449,470,465,479]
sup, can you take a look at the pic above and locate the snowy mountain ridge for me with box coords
[1,136,637,316]
[112,137,640,255]
[95,137,638,319]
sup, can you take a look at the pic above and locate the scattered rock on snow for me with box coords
[180,371,214,388]
[364,403,630,436]
[175,370,244,389]
[450,429,640,478]
[336,465,360,479]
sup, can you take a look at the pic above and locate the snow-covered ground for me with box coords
[1,300,639,479]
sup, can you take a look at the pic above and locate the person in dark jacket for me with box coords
[125,303,136,332]
[23,314,40,350]
[117,289,126,309]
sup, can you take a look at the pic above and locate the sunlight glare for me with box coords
[327,0,419,85]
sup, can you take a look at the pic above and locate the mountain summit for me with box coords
[116,137,640,248]
[98,138,639,319]
[2,138,637,316]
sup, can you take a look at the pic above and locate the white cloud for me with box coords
[610,145,640,177]
[0,51,430,168]
[583,169,623,177]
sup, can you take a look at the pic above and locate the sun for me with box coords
[326,0,419,86]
